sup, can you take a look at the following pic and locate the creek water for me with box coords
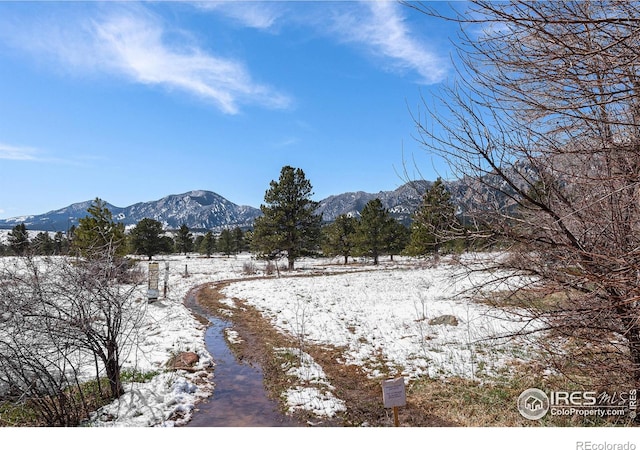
[184,290,302,427]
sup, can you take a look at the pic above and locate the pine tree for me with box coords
[218,229,234,257]
[32,232,55,256]
[322,214,357,264]
[355,199,393,265]
[407,178,457,256]
[53,231,69,255]
[72,198,126,258]
[251,166,321,270]
[174,224,193,255]
[232,227,245,254]
[130,218,165,260]
[385,219,410,261]
[199,231,217,257]
[8,223,30,256]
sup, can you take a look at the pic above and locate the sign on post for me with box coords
[148,262,159,302]
[382,376,406,426]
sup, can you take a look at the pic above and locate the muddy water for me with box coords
[184,290,302,427]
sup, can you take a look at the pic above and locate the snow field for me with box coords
[221,259,537,381]
[1,254,537,426]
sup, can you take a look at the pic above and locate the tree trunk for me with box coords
[106,344,124,398]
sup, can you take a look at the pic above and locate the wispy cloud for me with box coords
[3,5,292,115]
[196,1,449,84]
[272,136,300,149]
[327,1,449,84]
[195,1,284,30]
[0,142,93,166]
[92,10,291,114]
[0,143,41,161]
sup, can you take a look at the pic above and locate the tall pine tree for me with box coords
[129,218,165,260]
[217,229,234,257]
[199,231,217,257]
[407,178,458,256]
[355,198,393,265]
[251,166,321,270]
[8,223,30,256]
[174,224,193,255]
[322,214,357,264]
[72,198,126,258]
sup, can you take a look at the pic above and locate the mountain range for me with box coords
[0,181,438,232]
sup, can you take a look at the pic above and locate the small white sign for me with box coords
[382,377,406,408]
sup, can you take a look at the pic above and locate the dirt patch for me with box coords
[195,279,457,427]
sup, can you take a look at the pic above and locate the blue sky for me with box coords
[0,1,462,219]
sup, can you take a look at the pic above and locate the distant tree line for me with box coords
[1,172,480,264]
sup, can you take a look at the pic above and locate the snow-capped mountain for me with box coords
[0,191,261,232]
[120,190,260,230]
[0,180,469,232]
[316,180,432,224]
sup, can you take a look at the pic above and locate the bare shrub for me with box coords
[242,261,257,275]
[0,253,143,425]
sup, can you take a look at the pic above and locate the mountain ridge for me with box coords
[0,182,437,232]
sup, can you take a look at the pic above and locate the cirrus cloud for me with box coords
[0,143,40,161]
[3,5,292,115]
[327,1,449,84]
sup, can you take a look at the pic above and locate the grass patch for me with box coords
[121,369,161,384]
[407,360,635,427]
[0,377,117,427]
[0,401,44,427]
[476,288,569,312]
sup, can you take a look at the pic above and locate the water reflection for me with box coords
[184,292,302,427]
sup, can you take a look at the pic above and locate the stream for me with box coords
[183,289,302,427]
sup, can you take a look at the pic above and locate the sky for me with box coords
[0,1,463,220]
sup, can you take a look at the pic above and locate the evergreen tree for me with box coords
[322,214,357,264]
[129,218,165,260]
[72,198,126,258]
[251,166,321,270]
[32,232,55,256]
[53,231,69,255]
[174,224,193,255]
[218,229,234,257]
[232,227,245,254]
[385,220,410,261]
[160,235,175,254]
[355,199,392,265]
[194,235,205,253]
[8,223,30,256]
[199,231,217,257]
[407,178,458,256]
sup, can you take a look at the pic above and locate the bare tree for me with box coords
[0,251,143,425]
[50,254,143,399]
[408,1,640,391]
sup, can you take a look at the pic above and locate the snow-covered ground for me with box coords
[222,258,537,382]
[4,253,634,448]
[2,253,537,428]
[86,254,256,426]
[85,253,536,426]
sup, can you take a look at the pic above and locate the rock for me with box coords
[166,351,200,372]
[428,315,460,326]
